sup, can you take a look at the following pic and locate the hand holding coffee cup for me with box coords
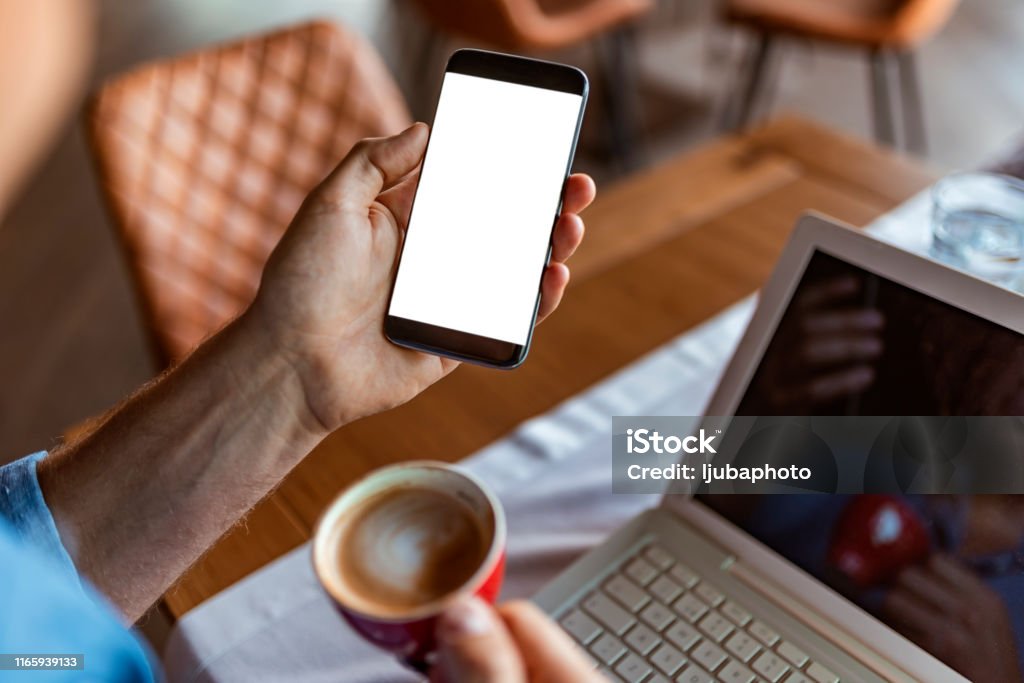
[313,462,506,670]
[432,597,605,682]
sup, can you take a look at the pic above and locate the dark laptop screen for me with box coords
[700,249,1024,681]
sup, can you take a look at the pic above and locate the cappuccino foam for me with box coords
[327,485,490,617]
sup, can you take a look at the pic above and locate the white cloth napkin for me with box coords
[861,189,932,253]
[163,197,935,682]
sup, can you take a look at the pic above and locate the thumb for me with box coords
[317,122,428,209]
[432,596,525,683]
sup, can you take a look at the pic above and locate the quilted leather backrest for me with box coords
[87,21,411,364]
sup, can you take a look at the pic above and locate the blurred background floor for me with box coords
[1,0,1023,460]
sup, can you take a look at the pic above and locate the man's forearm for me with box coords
[38,313,328,622]
[27,126,591,626]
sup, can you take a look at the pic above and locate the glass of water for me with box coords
[931,172,1024,290]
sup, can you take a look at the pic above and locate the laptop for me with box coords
[534,214,1024,683]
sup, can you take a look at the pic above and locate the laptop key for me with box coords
[665,619,701,651]
[691,640,728,672]
[718,660,756,683]
[649,642,686,676]
[721,601,752,627]
[644,544,675,570]
[806,662,839,683]
[584,592,636,635]
[751,651,790,682]
[624,557,659,586]
[561,609,602,645]
[606,575,651,612]
[747,620,780,647]
[639,601,675,631]
[698,610,735,643]
[695,581,725,607]
[649,575,683,604]
[776,641,809,668]
[673,593,709,623]
[669,562,700,588]
[614,652,652,683]
[624,622,660,655]
[781,673,812,683]
[568,550,831,683]
[599,666,624,682]
[677,663,715,683]
[725,631,762,663]
[590,633,627,666]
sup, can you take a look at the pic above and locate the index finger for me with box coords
[894,565,962,616]
[562,173,596,216]
[433,597,525,683]
[803,309,885,334]
[883,584,946,633]
[797,276,861,310]
[498,601,605,682]
[928,554,987,594]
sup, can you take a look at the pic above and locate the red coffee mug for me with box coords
[312,461,506,670]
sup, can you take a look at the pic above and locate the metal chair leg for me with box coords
[722,33,777,132]
[869,50,897,147]
[897,51,927,155]
[597,25,644,172]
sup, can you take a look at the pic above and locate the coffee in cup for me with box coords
[324,484,491,616]
[312,462,506,667]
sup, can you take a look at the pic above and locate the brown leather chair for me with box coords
[721,0,960,153]
[86,21,412,365]
[410,0,652,170]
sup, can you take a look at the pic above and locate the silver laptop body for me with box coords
[534,215,1024,683]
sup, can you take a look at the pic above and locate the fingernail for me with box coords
[437,596,493,641]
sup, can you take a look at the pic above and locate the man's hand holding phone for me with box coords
[247,123,595,435]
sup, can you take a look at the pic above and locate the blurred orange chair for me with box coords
[86,21,412,366]
[721,0,961,153]
[410,0,651,51]
[410,0,653,169]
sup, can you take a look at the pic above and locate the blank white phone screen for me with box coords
[388,72,582,345]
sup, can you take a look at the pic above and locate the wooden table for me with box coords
[164,115,936,618]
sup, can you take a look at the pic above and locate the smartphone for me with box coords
[384,49,589,368]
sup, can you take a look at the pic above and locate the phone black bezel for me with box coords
[384,48,589,369]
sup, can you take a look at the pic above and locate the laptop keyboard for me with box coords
[558,543,841,683]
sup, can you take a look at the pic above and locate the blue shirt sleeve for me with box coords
[0,451,79,581]
[0,453,157,682]
[0,521,156,682]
